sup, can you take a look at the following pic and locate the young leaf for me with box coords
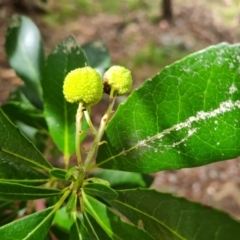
[5,15,44,109]
[0,181,60,201]
[0,109,52,181]
[83,183,118,201]
[96,43,240,173]
[82,39,111,76]
[111,189,240,240]
[83,193,154,240]
[0,206,55,240]
[93,169,154,189]
[42,36,88,158]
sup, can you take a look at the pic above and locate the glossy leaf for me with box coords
[0,109,51,181]
[42,36,88,158]
[0,181,60,201]
[111,189,240,240]
[5,15,44,108]
[93,169,154,189]
[83,193,154,240]
[0,206,55,240]
[96,43,240,173]
[83,183,118,201]
[82,39,111,76]
[2,101,47,130]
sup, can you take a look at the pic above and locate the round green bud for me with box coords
[103,66,132,95]
[63,67,103,106]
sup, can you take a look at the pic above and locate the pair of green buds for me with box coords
[63,65,132,106]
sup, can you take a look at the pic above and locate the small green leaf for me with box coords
[82,39,111,76]
[42,36,88,158]
[0,109,52,181]
[83,183,118,201]
[96,43,240,173]
[83,193,154,240]
[93,169,154,189]
[49,168,67,180]
[66,193,77,213]
[65,166,78,180]
[0,181,60,201]
[0,206,55,240]
[5,15,44,108]
[111,189,240,240]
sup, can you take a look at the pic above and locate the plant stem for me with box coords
[75,102,84,170]
[84,107,97,135]
[84,91,117,170]
[53,189,71,212]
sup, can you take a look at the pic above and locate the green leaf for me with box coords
[2,101,47,130]
[49,168,67,180]
[83,193,154,240]
[66,193,77,213]
[96,43,240,173]
[77,212,112,240]
[0,179,47,186]
[5,15,44,109]
[70,217,82,240]
[93,169,154,189]
[0,206,55,240]
[82,39,111,76]
[0,181,60,200]
[53,207,71,232]
[42,36,88,158]
[83,183,118,201]
[0,109,52,181]
[111,189,240,240]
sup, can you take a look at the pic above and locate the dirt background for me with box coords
[1,0,240,220]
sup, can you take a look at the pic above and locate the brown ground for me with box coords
[1,1,240,220]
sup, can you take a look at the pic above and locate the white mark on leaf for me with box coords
[229,84,238,94]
